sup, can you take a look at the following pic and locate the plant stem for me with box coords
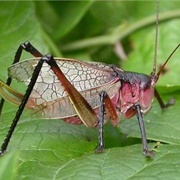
[61,10,180,51]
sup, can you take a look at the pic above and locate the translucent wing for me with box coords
[8,58,121,119]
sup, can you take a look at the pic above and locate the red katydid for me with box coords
[0,5,179,157]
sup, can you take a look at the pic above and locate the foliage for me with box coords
[0,1,180,179]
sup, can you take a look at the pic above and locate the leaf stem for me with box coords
[61,10,180,51]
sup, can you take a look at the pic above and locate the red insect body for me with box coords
[62,71,155,127]
[115,72,154,119]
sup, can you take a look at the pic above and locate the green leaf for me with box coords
[15,145,180,180]
[35,1,94,41]
[0,1,49,82]
[0,1,180,180]
[0,151,18,179]
[122,18,180,86]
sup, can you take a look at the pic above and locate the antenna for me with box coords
[151,0,159,79]
[150,1,180,84]
[155,43,180,82]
